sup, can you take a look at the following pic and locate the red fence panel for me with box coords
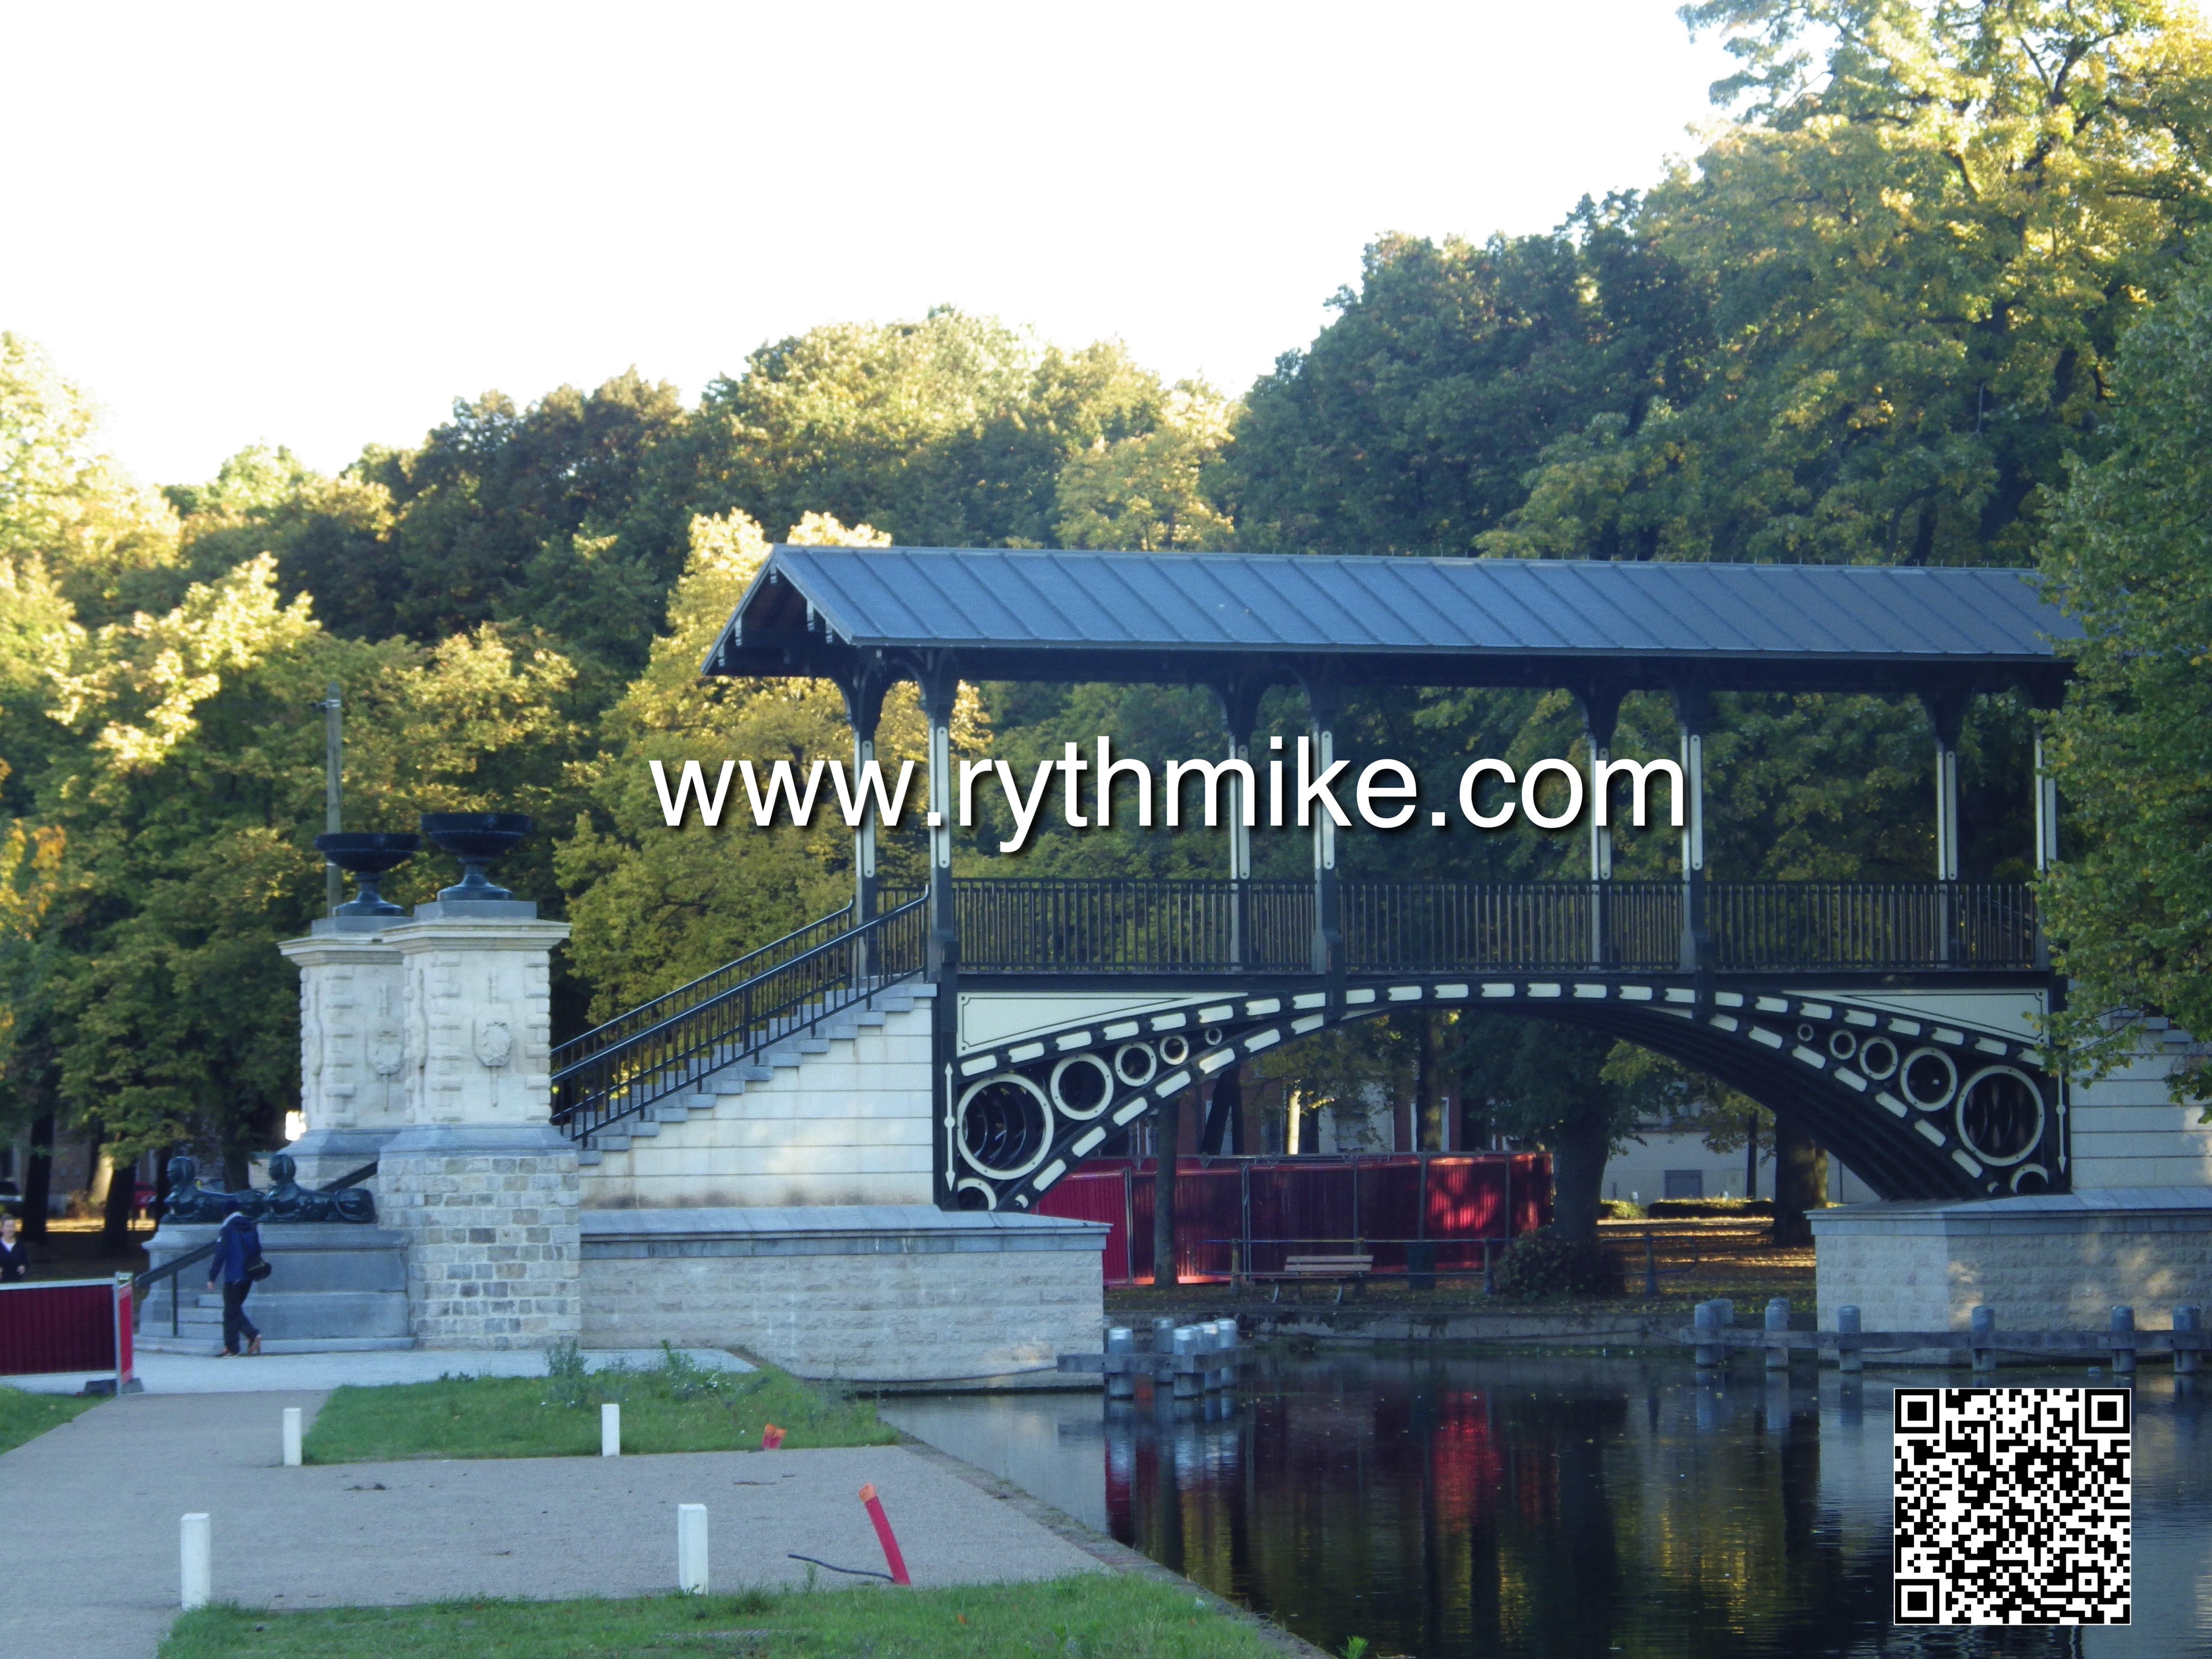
[0,1279,121,1377]
[1036,1152,1552,1285]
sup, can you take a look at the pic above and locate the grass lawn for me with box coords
[161,1576,1290,1659]
[303,1346,896,1463]
[0,1385,102,1455]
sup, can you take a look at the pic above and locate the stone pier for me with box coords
[277,901,580,1351]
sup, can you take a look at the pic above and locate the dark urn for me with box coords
[314,832,420,916]
[420,812,533,902]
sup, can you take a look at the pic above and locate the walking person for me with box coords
[205,1208,264,1356]
[0,1213,28,1282]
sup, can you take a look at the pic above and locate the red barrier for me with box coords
[1037,1153,1551,1285]
[0,1276,134,1389]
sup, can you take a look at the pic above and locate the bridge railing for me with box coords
[950,878,2039,974]
[1705,881,2039,972]
[1341,879,1683,972]
[552,895,928,1143]
[552,902,862,1072]
[953,878,1312,971]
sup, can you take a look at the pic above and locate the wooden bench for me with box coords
[1249,1254,1375,1305]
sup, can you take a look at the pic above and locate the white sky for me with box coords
[0,2,1737,489]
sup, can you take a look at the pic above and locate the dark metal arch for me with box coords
[944,977,2062,1212]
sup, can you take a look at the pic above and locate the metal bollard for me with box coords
[2176,1305,2202,1376]
[1172,1326,1203,1400]
[180,1513,211,1611]
[1765,1298,1791,1372]
[677,1503,709,1595]
[1208,1321,1231,1391]
[282,1407,302,1467]
[1971,1305,1996,1375]
[1838,1305,1863,1374]
[1694,1300,1724,1369]
[1152,1316,1177,1356]
[2111,1306,2137,1376]
[1106,1326,1135,1399]
[602,1402,621,1456]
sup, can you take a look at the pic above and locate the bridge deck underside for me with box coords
[947,970,2061,1214]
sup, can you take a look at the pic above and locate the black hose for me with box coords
[787,1553,893,1581]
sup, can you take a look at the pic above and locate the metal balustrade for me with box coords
[552,896,927,1144]
[949,877,2040,975]
[551,878,2039,1142]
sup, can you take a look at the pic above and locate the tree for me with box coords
[658,311,1169,553]
[0,333,181,624]
[37,553,584,1179]
[1493,0,2212,566]
[1053,383,1238,553]
[1227,204,1707,556]
[556,510,986,1022]
[1455,1012,1643,1240]
[2037,261,2212,1100]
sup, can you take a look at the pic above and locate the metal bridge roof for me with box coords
[706,547,2073,696]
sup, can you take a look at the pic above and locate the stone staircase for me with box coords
[137,1286,418,1356]
[136,1223,418,1356]
[575,983,935,1210]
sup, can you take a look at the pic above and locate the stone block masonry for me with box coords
[378,1124,583,1349]
[579,987,937,1210]
[1813,1187,2212,1340]
[580,1205,1107,1385]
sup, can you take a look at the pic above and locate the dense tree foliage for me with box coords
[3,0,2210,1213]
[2038,261,2212,1098]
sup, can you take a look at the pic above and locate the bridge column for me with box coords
[916,657,961,1210]
[1923,687,1969,967]
[916,658,961,977]
[1672,687,1711,976]
[1923,689,1967,883]
[1211,679,1265,970]
[1577,685,1625,967]
[1300,675,1346,993]
[2033,731,2059,872]
[837,666,890,929]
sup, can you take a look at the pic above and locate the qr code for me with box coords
[1894,1387,2130,1624]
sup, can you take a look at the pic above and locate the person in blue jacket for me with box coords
[205,1208,263,1356]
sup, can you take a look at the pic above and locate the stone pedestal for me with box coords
[275,921,411,1186]
[376,1122,581,1349]
[370,908,578,1348]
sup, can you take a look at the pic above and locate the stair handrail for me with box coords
[552,903,858,1069]
[130,1161,382,1334]
[552,894,928,1144]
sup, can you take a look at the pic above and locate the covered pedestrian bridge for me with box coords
[558,551,2078,1215]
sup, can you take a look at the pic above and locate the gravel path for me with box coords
[0,1388,1102,1659]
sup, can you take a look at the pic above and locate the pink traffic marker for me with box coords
[760,1424,785,1449]
[858,1483,911,1585]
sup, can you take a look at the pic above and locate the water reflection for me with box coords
[882,1354,2212,1659]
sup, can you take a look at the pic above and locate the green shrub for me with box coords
[1646,1197,1774,1218]
[1490,1226,1625,1299]
[1599,1198,1644,1220]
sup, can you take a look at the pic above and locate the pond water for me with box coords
[880,1351,2212,1658]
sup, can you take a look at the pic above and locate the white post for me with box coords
[2033,731,2059,871]
[180,1513,211,1611]
[1934,738,1961,881]
[282,1407,302,1467]
[601,1402,621,1457]
[677,1503,709,1594]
